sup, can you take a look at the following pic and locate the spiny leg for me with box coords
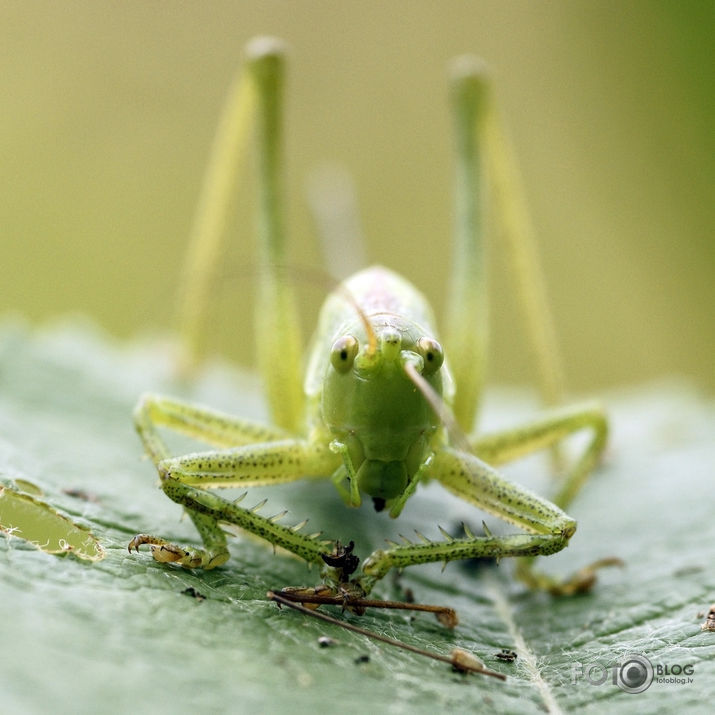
[131,391,341,568]
[358,447,577,593]
[129,438,339,569]
[470,401,620,593]
[129,440,335,568]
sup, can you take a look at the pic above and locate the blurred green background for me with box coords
[1,1,712,394]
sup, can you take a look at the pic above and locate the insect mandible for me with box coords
[128,37,616,600]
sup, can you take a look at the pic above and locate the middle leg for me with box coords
[470,400,608,511]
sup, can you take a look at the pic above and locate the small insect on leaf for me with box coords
[495,648,518,663]
[701,604,715,632]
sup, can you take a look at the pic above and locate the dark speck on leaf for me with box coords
[495,648,517,662]
[182,587,206,601]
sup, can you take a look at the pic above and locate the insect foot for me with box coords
[516,555,624,596]
[127,534,221,569]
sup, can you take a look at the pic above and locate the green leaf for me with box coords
[1,319,713,713]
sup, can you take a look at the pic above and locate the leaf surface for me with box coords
[0,320,713,714]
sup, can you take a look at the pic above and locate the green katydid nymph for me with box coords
[128,37,617,607]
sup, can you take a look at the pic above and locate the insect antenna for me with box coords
[334,282,377,356]
[305,162,367,281]
[306,162,377,353]
[267,263,377,356]
[402,360,473,455]
[181,260,379,365]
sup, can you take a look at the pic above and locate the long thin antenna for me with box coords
[403,360,472,456]
[335,282,378,356]
[306,163,366,280]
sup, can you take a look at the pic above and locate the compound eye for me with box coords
[417,337,444,374]
[330,335,359,372]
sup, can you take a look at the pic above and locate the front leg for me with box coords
[130,433,341,569]
[357,447,577,593]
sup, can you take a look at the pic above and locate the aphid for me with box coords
[128,37,617,603]
[495,648,518,663]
